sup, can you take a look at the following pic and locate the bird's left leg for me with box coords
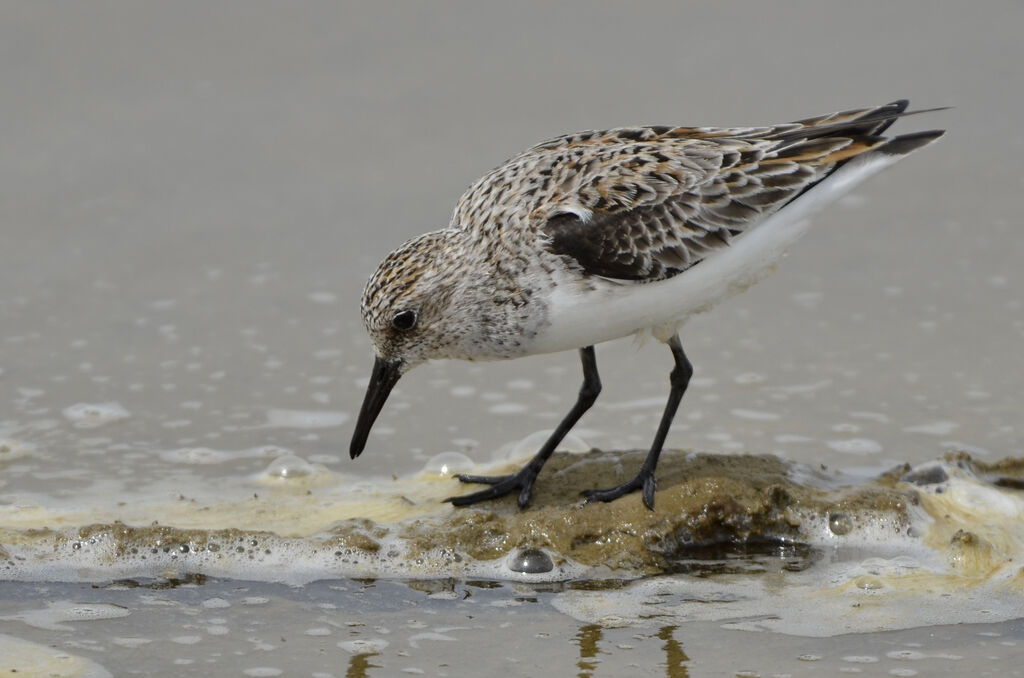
[444,345,601,509]
[582,333,692,510]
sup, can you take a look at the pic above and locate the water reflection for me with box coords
[346,652,381,678]
[575,623,690,677]
[576,624,604,677]
[657,626,690,678]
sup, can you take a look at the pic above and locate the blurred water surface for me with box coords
[1,2,1022,675]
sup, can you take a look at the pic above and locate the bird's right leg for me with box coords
[445,345,601,509]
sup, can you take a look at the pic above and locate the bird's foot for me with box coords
[581,468,657,510]
[444,466,539,509]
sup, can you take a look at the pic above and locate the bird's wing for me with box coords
[537,101,912,282]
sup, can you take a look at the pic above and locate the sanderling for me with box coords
[350,100,944,510]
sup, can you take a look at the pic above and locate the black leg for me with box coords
[445,345,601,509]
[582,333,692,510]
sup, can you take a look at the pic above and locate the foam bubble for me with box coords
[505,430,590,459]
[904,421,959,435]
[304,627,332,636]
[602,397,674,411]
[0,601,131,631]
[488,402,528,415]
[262,454,319,478]
[262,409,349,429]
[506,379,534,390]
[0,438,34,462]
[422,452,476,475]
[0,633,113,678]
[338,638,389,654]
[112,637,153,648]
[829,513,853,536]
[507,548,554,574]
[827,438,883,455]
[62,402,130,428]
[257,454,334,487]
[307,291,338,304]
[730,408,781,421]
[160,445,292,465]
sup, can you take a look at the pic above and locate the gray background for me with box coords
[1,2,1022,676]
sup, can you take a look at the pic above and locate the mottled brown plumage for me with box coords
[451,100,911,283]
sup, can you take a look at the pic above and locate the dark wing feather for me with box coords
[541,102,913,282]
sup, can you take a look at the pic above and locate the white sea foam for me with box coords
[1,454,1023,638]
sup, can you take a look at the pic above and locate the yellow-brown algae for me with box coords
[2,450,1023,590]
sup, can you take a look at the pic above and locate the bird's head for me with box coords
[349,231,463,459]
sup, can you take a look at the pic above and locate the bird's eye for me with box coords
[391,309,418,332]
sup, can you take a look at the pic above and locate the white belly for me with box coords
[527,150,904,355]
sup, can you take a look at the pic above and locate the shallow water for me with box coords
[2,1,1024,675]
[5,578,1021,678]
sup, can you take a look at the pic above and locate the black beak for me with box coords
[350,356,403,459]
